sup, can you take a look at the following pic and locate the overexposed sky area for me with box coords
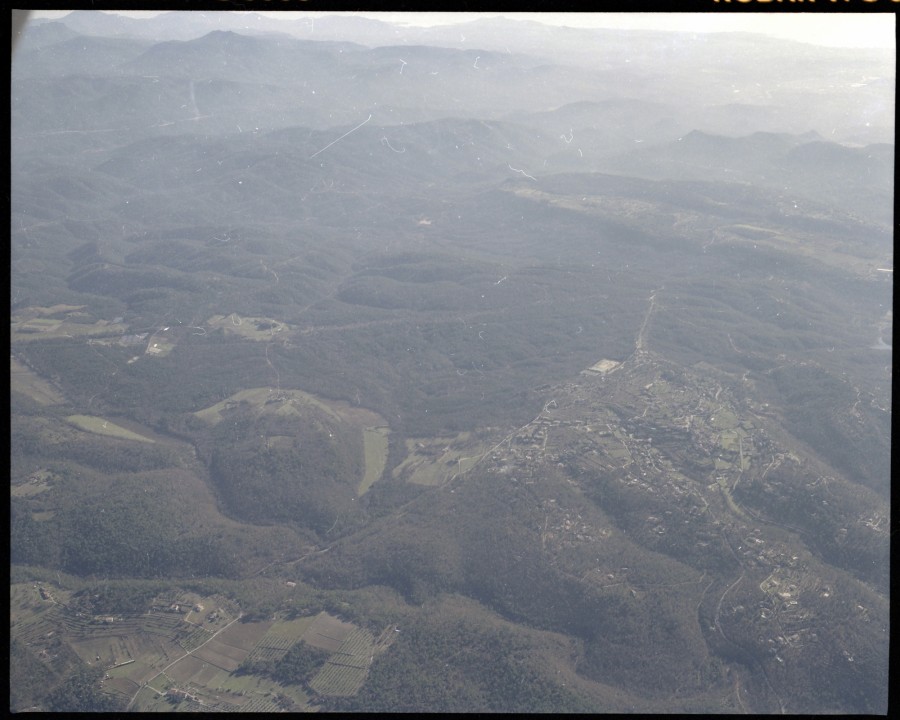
[29,10,895,50]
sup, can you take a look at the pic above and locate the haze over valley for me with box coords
[10,11,892,713]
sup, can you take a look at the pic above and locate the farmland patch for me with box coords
[193,638,250,672]
[166,653,208,684]
[216,619,273,652]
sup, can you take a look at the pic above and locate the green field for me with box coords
[10,356,65,405]
[247,615,319,663]
[710,408,739,430]
[218,672,311,707]
[11,317,128,343]
[358,426,390,496]
[719,429,741,453]
[206,314,292,341]
[145,339,175,357]
[11,469,55,498]
[65,415,156,443]
[393,432,488,486]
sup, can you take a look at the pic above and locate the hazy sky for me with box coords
[353,11,896,49]
[29,10,895,50]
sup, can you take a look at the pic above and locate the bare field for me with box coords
[166,653,208,684]
[193,639,249,671]
[302,612,357,652]
[586,358,621,375]
[216,619,273,651]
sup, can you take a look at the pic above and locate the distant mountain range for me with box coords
[19,12,894,146]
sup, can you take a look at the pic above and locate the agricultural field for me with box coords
[247,616,316,663]
[301,613,357,653]
[308,627,375,697]
[11,578,385,714]
[127,610,378,711]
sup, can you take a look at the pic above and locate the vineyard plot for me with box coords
[309,627,375,697]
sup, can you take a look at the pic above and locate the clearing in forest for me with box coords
[65,415,156,443]
[10,356,65,405]
[11,305,127,342]
[359,426,390,495]
[586,359,621,374]
[206,314,291,341]
[393,432,488,486]
[194,388,341,425]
